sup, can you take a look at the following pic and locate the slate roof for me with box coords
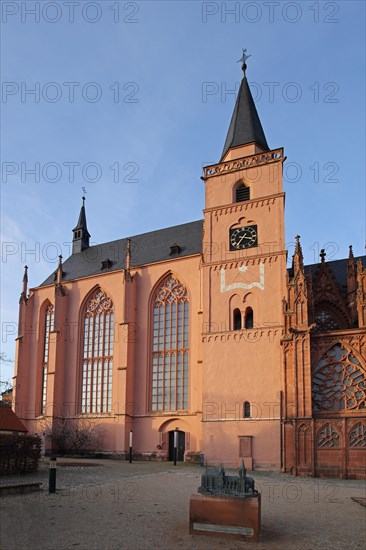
[221,76,269,161]
[40,212,365,292]
[41,220,204,286]
[0,402,27,433]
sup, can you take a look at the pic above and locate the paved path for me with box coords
[1,459,365,549]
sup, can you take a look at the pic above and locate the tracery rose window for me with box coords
[312,344,366,412]
[151,276,189,411]
[81,289,114,414]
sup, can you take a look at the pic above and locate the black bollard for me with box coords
[49,456,57,494]
[129,430,133,464]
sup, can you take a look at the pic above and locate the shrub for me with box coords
[0,434,41,475]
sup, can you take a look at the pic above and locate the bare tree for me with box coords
[0,353,13,395]
[41,417,104,455]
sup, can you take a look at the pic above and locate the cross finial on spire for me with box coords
[349,244,354,259]
[237,48,251,76]
[320,249,326,263]
[81,187,87,207]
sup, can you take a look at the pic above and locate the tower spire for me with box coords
[72,196,91,254]
[221,50,269,161]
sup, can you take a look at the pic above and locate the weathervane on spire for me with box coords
[237,48,251,75]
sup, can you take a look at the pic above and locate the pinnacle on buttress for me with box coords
[56,255,63,285]
[292,234,304,273]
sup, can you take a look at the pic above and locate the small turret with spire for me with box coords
[72,196,91,254]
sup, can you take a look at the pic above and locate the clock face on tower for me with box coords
[229,225,258,250]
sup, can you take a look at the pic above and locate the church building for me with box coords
[13,60,366,479]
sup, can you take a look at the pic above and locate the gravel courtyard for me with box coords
[1,459,365,550]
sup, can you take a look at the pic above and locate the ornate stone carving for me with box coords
[317,423,340,448]
[203,148,284,179]
[312,343,366,412]
[86,289,114,315]
[349,422,366,448]
[154,276,188,305]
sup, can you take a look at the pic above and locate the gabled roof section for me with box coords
[41,220,204,286]
[221,76,269,161]
[0,403,27,432]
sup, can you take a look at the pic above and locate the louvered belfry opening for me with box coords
[236,184,250,202]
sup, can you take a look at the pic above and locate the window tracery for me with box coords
[312,344,366,412]
[317,423,340,448]
[81,289,114,414]
[349,422,366,448]
[151,276,189,411]
[314,308,340,332]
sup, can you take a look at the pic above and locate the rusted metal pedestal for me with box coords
[189,492,261,542]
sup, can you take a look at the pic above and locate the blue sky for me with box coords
[1,0,365,384]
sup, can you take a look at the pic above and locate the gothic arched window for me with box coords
[312,344,366,413]
[235,182,250,202]
[151,276,189,411]
[81,289,114,414]
[41,304,54,415]
[243,401,251,418]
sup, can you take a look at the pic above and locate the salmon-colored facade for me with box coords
[13,68,366,478]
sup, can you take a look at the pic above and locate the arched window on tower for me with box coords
[41,304,54,415]
[245,307,254,329]
[81,289,114,414]
[151,275,189,411]
[243,401,251,418]
[235,182,250,203]
[233,308,242,330]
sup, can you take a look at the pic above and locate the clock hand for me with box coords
[237,235,253,244]
[237,234,247,245]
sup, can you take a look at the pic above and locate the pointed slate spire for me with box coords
[220,52,269,161]
[72,196,91,254]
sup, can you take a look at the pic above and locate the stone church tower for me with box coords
[201,61,287,469]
